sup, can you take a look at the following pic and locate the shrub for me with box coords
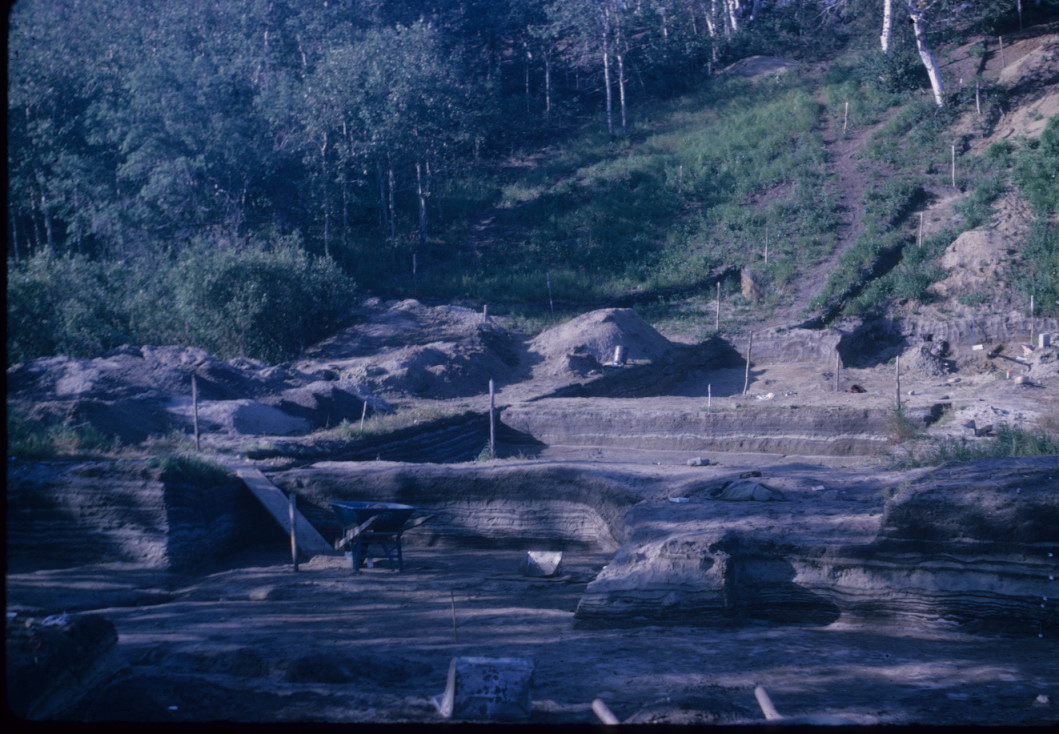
[150,454,231,484]
[7,253,132,364]
[172,235,356,362]
[1014,116,1059,216]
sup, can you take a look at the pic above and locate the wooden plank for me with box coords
[230,465,336,557]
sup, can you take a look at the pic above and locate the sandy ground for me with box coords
[9,542,1057,726]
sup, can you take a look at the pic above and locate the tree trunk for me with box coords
[544,52,552,123]
[617,51,627,132]
[602,7,614,137]
[880,0,893,54]
[388,162,396,264]
[40,188,56,257]
[907,2,945,107]
[416,160,427,251]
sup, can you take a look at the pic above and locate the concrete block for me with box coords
[520,550,563,577]
[433,656,534,720]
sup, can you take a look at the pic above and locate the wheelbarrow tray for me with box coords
[330,501,415,533]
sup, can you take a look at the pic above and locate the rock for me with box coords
[6,613,122,720]
[707,480,786,502]
[519,550,563,577]
[686,457,710,467]
[433,657,534,721]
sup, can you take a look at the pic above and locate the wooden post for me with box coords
[359,400,368,437]
[843,100,849,134]
[482,304,488,322]
[191,374,200,451]
[593,699,620,725]
[764,225,769,266]
[999,36,1005,68]
[450,590,459,642]
[289,491,299,572]
[1030,294,1036,345]
[918,212,924,248]
[755,686,782,721]
[951,144,956,188]
[707,383,712,414]
[742,332,753,397]
[546,271,554,316]
[678,164,683,194]
[975,80,981,116]
[489,379,496,459]
[715,281,721,333]
[895,356,902,412]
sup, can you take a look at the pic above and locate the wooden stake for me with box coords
[592,699,620,725]
[359,400,368,437]
[918,212,924,248]
[764,225,769,266]
[289,491,299,572]
[999,36,1005,68]
[1030,294,1036,345]
[895,355,902,412]
[707,383,712,414]
[715,281,721,333]
[951,144,956,188]
[489,379,496,459]
[450,590,459,642]
[975,80,981,116]
[191,374,200,451]
[843,100,849,134]
[742,332,753,397]
[755,686,782,721]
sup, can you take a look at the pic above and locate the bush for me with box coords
[171,235,356,362]
[150,454,230,484]
[1014,116,1059,216]
[7,253,133,364]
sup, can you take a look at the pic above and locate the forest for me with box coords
[8,0,1059,363]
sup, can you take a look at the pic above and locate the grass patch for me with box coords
[7,408,115,459]
[150,454,230,484]
[893,424,1059,468]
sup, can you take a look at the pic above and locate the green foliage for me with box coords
[897,425,1059,468]
[889,401,921,443]
[7,253,132,363]
[7,408,113,459]
[150,454,231,484]
[7,235,355,364]
[1015,220,1059,317]
[172,236,356,362]
[1014,116,1059,216]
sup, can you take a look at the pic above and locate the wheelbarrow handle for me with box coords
[398,514,434,533]
[334,514,378,551]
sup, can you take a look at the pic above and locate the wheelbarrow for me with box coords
[330,502,432,572]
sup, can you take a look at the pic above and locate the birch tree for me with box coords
[880,0,893,54]
[905,0,945,106]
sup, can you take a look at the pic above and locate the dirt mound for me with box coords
[929,229,1016,303]
[529,309,673,379]
[296,298,525,399]
[7,345,376,444]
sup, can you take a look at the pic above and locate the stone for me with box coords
[433,657,534,720]
[520,550,563,577]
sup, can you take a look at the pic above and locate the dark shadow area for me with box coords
[725,554,842,626]
[837,318,910,368]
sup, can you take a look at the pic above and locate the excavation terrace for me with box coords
[7,299,1059,725]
